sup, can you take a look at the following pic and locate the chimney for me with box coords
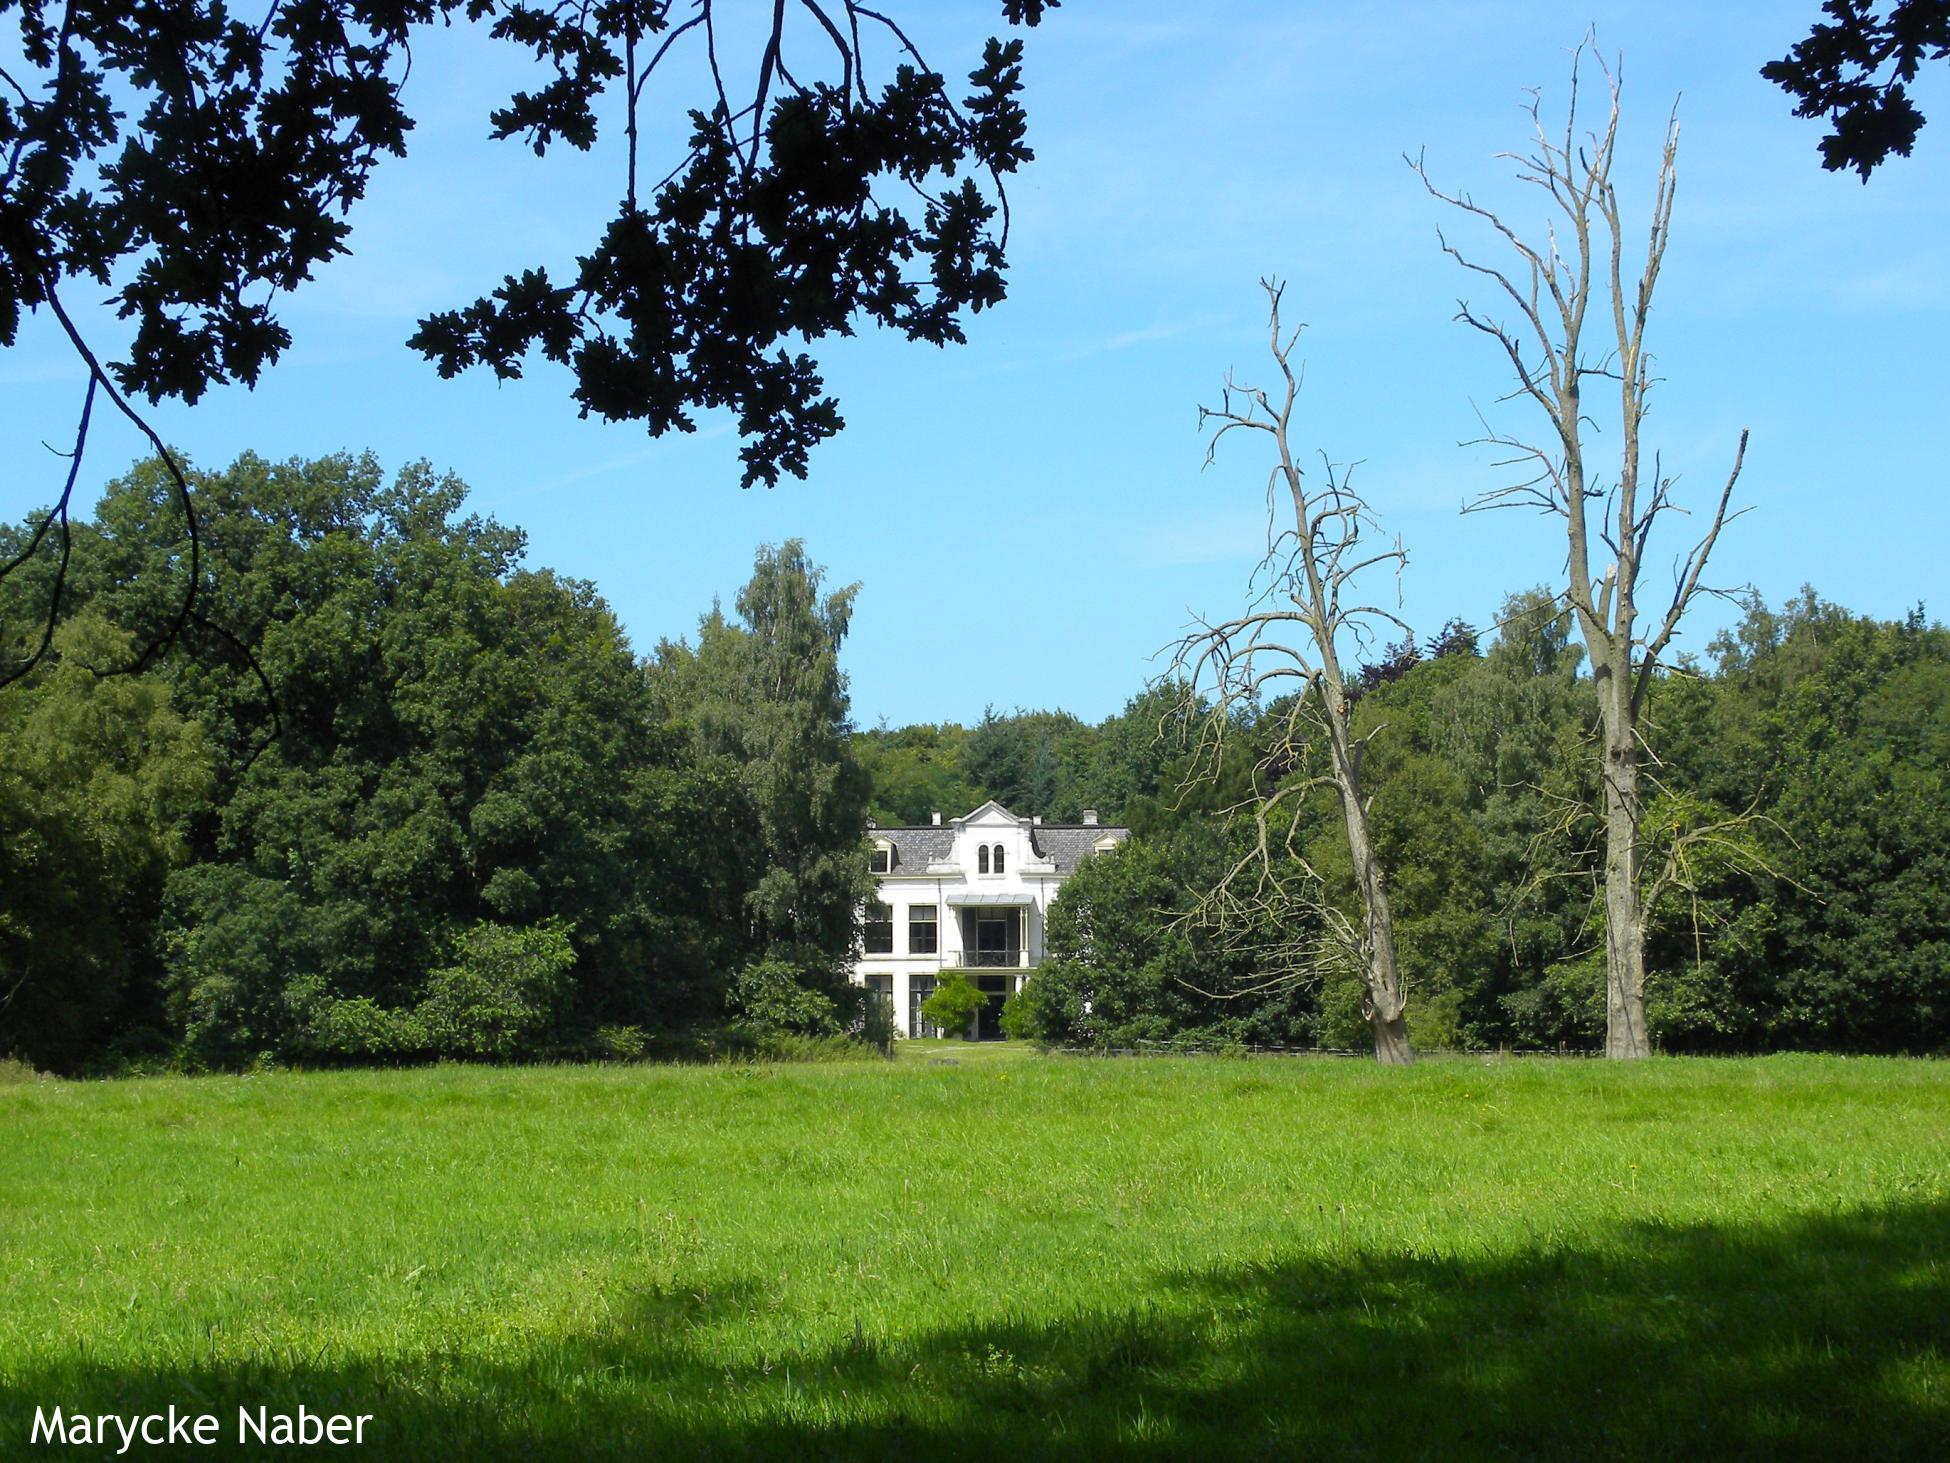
[931,811,942,826]
[1082,809,1099,826]
[1032,815,1042,826]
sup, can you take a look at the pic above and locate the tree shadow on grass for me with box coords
[4,1200,1946,1459]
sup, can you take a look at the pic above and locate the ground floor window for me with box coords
[865,974,893,1025]
[907,903,938,954]
[909,975,940,1039]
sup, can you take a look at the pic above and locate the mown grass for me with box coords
[2,1049,1946,1459]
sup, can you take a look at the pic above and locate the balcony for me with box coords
[964,948,1025,968]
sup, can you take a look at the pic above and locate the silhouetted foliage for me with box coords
[1424,616,1480,661]
[1766,1,1950,177]
[0,2,1062,689]
[1355,636,1421,697]
[1,1,1055,485]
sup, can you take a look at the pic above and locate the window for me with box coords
[992,843,1006,875]
[974,914,1015,966]
[908,904,938,955]
[863,902,894,954]
[865,973,893,1022]
[978,845,990,874]
[910,976,940,1039]
[869,840,892,874]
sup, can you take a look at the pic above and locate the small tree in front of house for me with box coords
[921,973,989,1039]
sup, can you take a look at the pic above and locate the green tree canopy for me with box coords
[650,538,873,995]
[0,614,211,1070]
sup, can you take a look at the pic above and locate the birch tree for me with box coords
[1415,46,1749,1058]
[1176,281,1414,1066]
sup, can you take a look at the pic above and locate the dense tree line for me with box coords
[856,683,1192,829]
[3,454,1944,1070]
[0,455,873,1072]
[988,592,1950,1055]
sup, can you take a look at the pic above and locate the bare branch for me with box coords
[1171,279,1415,1062]
[1633,428,1750,713]
[0,376,95,690]
[1421,38,1754,1059]
[42,283,203,680]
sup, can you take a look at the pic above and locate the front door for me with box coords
[976,972,1008,1040]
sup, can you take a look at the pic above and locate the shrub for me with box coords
[162,868,322,1066]
[920,973,987,1038]
[1001,967,1090,1045]
[1502,951,1605,1050]
[591,1024,649,1061]
[305,994,428,1058]
[739,1032,877,1063]
[1315,972,1374,1051]
[1151,1027,1248,1056]
[417,919,577,1060]
[998,986,1038,1042]
[1407,987,1468,1051]
[836,983,897,1055]
[729,959,841,1037]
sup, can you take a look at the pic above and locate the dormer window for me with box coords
[869,839,893,874]
[992,844,1006,875]
[978,845,990,874]
[1093,835,1120,856]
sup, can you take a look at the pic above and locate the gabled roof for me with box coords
[872,801,1129,876]
[957,799,1021,826]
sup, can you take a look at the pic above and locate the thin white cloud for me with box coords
[945,310,1240,381]
[1117,503,1269,568]
[0,356,88,387]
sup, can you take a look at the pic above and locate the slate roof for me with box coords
[879,825,955,871]
[1030,823,1128,873]
[872,810,1128,876]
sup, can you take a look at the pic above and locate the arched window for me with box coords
[993,843,1006,875]
[978,845,989,874]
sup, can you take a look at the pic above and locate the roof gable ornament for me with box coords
[959,799,1025,827]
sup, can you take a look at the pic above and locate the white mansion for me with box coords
[852,800,1129,1039]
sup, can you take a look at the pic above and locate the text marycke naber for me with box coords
[30,1404,374,1451]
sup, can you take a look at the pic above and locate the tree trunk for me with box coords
[1600,710,1651,1059]
[1369,1004,1414,1066]
[1341,776,1414,1066]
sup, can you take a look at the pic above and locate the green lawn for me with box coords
[2,1050,1946,1459]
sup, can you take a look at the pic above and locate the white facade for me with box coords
[850,800,1128,1039]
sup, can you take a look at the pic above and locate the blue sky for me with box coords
[4,2,1946,727]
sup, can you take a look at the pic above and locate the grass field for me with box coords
[3,1047,1947,1459]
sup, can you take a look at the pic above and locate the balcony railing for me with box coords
[965,948,1024,968]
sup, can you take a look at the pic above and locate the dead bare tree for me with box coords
[1173,280,1414,1066]
[1414,43,1750,1058]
